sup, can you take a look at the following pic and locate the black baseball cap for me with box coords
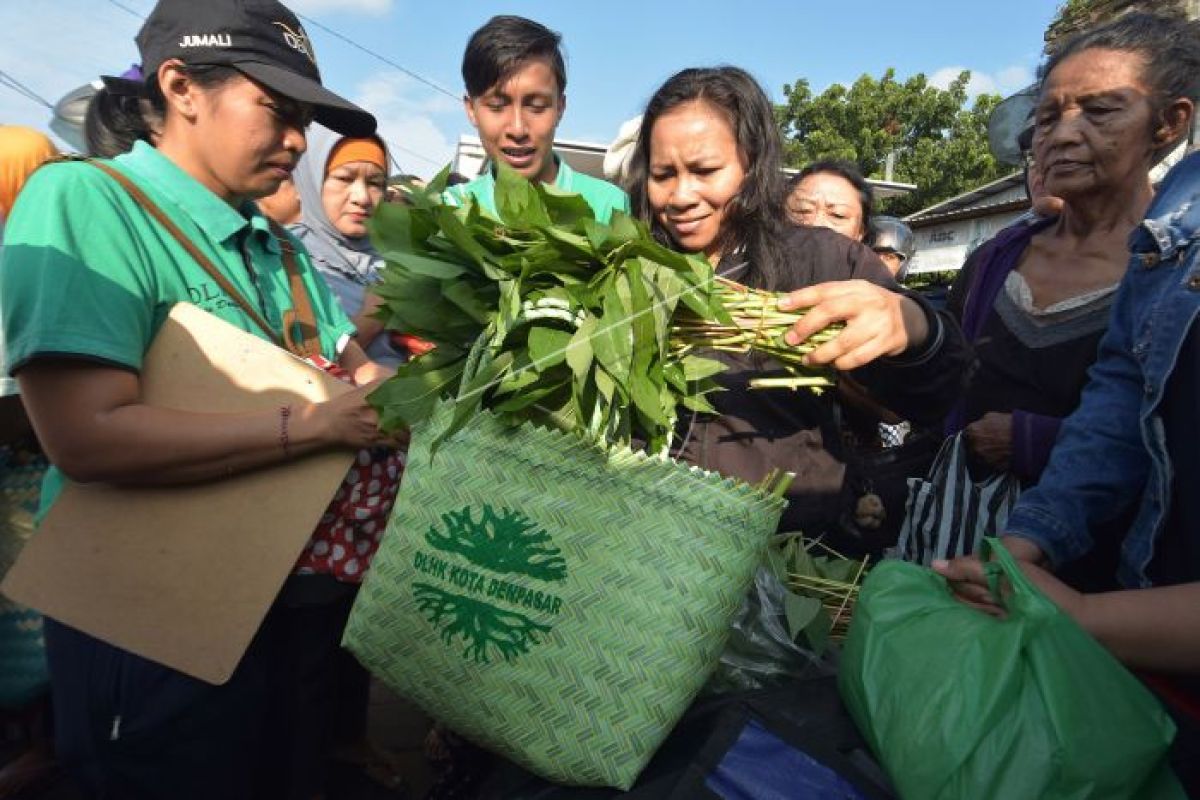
[136,0,376,137]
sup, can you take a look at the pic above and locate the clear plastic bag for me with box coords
[706,565,832,694]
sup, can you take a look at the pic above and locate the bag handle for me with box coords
[923,433,964,484]
[88,161,320,359]
[269,220,322,359]
[978,537,1055,621]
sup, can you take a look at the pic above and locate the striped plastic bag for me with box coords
[894,434,1019,565]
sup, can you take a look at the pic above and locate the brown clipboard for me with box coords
[1,303,357,684]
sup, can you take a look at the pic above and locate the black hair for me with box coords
[144,63,243,117]
[84,85,154,158]
[87,64,238,158]
[787,158,874,236]
[1041,13,1200,121]
[627,66,787,290]
[461,16,566,99]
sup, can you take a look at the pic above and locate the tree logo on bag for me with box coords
[411,505,567,664]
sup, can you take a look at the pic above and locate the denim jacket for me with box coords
[1006,151,1200,588]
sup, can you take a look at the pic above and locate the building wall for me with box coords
[907,208,1028,274]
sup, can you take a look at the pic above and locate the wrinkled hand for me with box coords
[778,280,928,370]
[964,412,1013,470]
[305,380,408,450]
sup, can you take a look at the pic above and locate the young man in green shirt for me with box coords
[447,15,629,223]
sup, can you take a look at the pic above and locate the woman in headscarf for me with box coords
[0,124,58,800]
[290,125,405,370]
[0,126,57,235]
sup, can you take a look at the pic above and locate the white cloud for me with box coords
[352,72,459,179]
[929,64,1034,99]
[355,73,460,117]
[289,0,395,14]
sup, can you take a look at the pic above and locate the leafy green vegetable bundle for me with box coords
[368,167,837,455]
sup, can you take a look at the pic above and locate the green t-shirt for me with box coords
[445,156,630,224]
[0,141,356,515]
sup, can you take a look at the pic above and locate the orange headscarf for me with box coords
[0,126,58,220]
[326,136,387,175]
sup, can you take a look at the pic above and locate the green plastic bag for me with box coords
[344,404,785,789]
[839,539,1183,800]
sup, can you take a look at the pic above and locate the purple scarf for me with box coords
[946,217,1055,436]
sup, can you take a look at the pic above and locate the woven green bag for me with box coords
[344,404,785,789]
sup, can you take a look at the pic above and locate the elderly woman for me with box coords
[936,12,1200,792]
[0,124,58,800]
[626,66,968,545]
[944,13,1196,585]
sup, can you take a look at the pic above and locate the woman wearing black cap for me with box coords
[0,1,394,797]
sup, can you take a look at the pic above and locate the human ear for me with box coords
[1153,97,1194,152]
[157,59,199,121]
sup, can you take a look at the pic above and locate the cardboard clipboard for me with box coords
[1,303,357,684]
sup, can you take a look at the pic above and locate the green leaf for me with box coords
[783,592,822,641]
[493,377,568,412]
[494,165,551,227]
[678,393,718,414]
[594,366,616,403]
[432,350,515,454]
[663,363,686,393]
[441,279,495,325]
[804,606,832,655]
[566,317,595,380]
[605,210,642,244]
[434,205,499,271]
[423,163,453,198]
[540,224,596,260]
[527,326,572,371]
[368,201,437,254]
[592,278,633,386]
[818,557,861,583]
[681,355,725,381]
[764,546,790,582]
[538,182,596,227]
[368,350,466,432]
[630,370,668,428]
[387,252,468,280]
[581,219,613,252]
[792,546,820,579]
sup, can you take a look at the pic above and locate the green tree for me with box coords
[777,69,1007,217]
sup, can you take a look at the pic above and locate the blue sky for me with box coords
[0,0,1059,178]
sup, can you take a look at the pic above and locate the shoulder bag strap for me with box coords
[86,160,285,349]
[268,220,322,359]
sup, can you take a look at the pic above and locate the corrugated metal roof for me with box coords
[904,171,1027,223]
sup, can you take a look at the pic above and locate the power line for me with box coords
[103,0,143,19]
[294,13,458,101]
[0,69,54,110]
[101,0,456,101]
[99,0,451,172]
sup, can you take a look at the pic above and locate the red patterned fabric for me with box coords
[292,355,404,583]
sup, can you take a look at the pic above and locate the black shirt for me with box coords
[674,225,969,538]
[1152,315,1200,585]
